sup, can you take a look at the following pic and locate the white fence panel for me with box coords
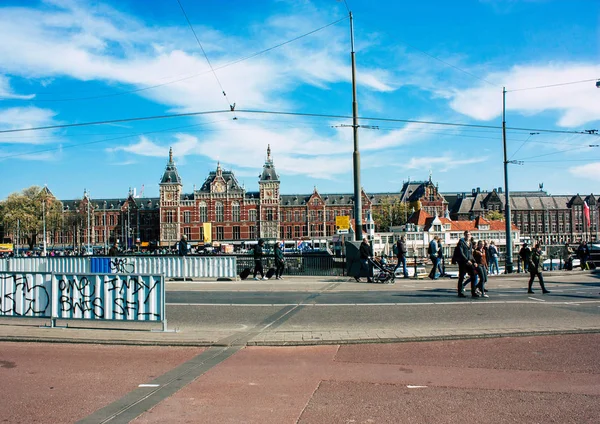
[52,273,164,322]
[0,272,52,317]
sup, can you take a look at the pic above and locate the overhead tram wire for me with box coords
[175,0,237,118]
[0,118,231,160]
[507,78,600,93]
[0,17,348,102]
[2,109,600,138]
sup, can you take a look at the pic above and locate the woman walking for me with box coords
[528,243,550,294]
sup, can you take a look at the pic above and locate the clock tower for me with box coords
[159,147,182,246]
[259,145,280,240]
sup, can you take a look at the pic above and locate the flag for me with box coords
[583,201,590,228]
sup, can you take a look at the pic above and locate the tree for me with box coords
[485,210,504,221]
[372,196,411,232]
[0,186,63,250]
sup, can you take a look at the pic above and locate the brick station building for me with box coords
[9,146,598,251]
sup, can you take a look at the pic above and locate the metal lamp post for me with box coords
[502,87,514,273]
[348,10,362,241]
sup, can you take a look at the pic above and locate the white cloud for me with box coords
[449,64,600,127]
[569,162,600,182]
[402,154,489,172]
[0,107,60,145]
[0,75,34,100]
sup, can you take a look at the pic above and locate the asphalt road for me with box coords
[165,274,600,335]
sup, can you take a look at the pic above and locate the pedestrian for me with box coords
[437,238,445,277]
[108,242,119,257]
[562,242,574,270]
[473,240,489,297]
[576,241,589,270]
[356,237,373,283]
[428,236,440,280]
[274,241,285,280]
[393,235,409,278]
[253,238,267,280]
[456,231,478,298]
[178,235,189,256]
[519,243,531,273]
[528,242,550,294]
[488,241,500,275]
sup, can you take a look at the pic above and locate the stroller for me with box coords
[368,257,396,284]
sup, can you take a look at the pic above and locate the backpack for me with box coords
[392,242,399,255]
[451,244,461,265]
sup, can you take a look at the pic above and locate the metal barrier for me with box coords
[3,255,237,279]
[0,272,52,318]
[235,254,346,276]
[1,272,168,331]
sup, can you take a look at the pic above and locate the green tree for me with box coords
[0,186,63,250]
[485,210,505,221]
[372,196,411,232]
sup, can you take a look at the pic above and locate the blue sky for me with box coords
[0,0,599,201]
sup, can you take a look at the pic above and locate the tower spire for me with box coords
[267,144,271,162]
[168,147,173,164]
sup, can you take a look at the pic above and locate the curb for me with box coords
[2,328,599,348]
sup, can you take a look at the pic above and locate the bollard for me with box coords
[413,255,417,279]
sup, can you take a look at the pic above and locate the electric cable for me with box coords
[507,78,600,93]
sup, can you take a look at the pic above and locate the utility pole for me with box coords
[502,87,514,273]
[42,199,47,256]
[16,219,19,256]
[349,11,362,241]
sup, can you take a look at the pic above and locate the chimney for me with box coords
[471,189,476,196]
[476,187,480,194]
[498,187,503,194]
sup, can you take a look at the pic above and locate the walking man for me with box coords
[274,241,285,280]
[428,236,440,280]
[253,238,267,280]
[528,243,550,294]
[394,235,409,278]
[456,231,478,298]
[356,237,373,283]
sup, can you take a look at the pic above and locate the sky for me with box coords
[0,0,599,201]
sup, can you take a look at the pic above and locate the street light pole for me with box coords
[502,87,514,273]
[42,199,47,256]
[349,11,362,241]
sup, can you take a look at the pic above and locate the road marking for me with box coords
[138,384,160,388]
[407,385,428,389]
[168,300,600,307]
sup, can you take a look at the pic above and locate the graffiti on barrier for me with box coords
[57,276,160,319]
[109,258,135,274]
[0,274,50,316]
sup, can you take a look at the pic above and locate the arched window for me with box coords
[215,202,224,222]
[199,202,207,223]
[232,201,240,222]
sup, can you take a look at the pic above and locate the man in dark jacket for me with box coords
[274,241,285,280]
[253,239,266,280]
[394,235,409,278]
[456,231,478,298]
[108,242,119,257]
[178,235,189,256]
[428,236,440,280]
[519,243,531,273]
[356,237,373,283]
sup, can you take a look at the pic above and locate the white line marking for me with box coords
[407,385,428,389]
[167,300,600,307]
[138,384,160,388]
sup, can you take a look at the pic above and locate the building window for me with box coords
[287,211,292,222]
[183,227,191,239]
[280,227,285,239]
[249,226,256,239]
[215,202,224,222]
[109,215,115,226]
[286,226,292,239]
[233,226,240,240]
[166,210,174,223]
[318,211,323,221]
[310,211,316,221]
[267,209,273,221]
[294,226,300,238]
[216,227,224,240]
[199,202,207,223]
[199,227,204,241]
[294,211,300,222]
[249,209,257,222]
[232,202,240,222]
[184,211,191,223]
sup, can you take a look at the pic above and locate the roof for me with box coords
[259,145,279,183]
[160,147,182,185]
